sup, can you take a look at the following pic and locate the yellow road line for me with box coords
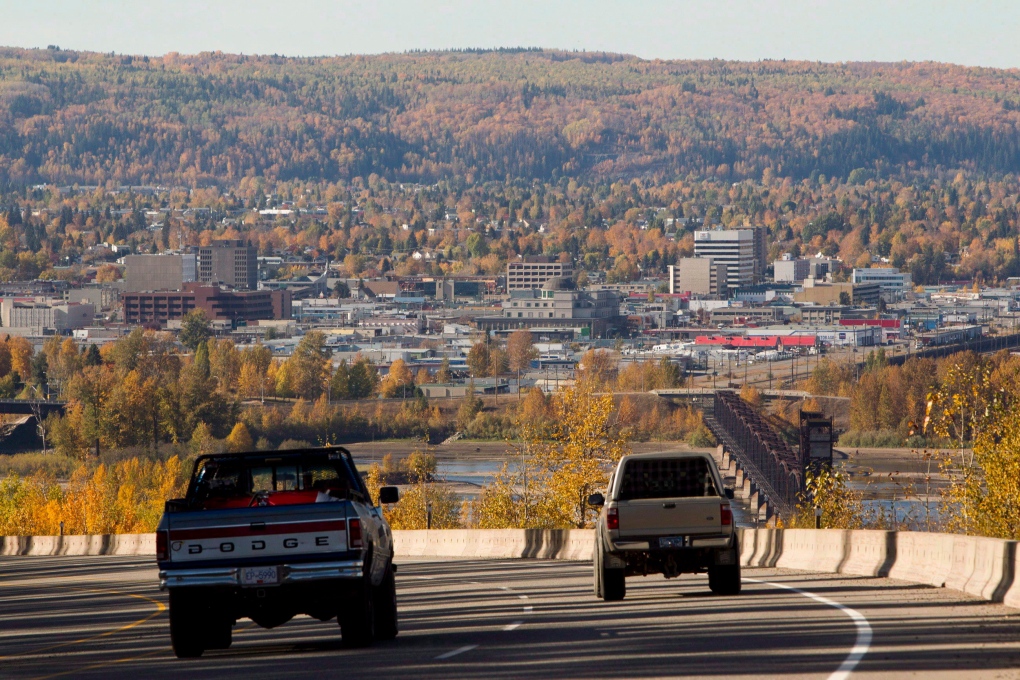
[0,588,165,660]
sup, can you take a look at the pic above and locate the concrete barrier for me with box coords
[4,527,1020,611]
[0,533,155,556]
[840,529,896,578]
[393,529,593,560]
[737,528,1020,607]
[0,530,594,560]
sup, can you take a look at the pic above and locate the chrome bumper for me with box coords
[609,535,734,551]
[159,559,364,590]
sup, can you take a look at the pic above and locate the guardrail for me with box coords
[741,527,1020,609]
[4,528,1020,610]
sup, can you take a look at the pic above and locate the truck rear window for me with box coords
[188,455,357,507]
[618,457,718,500]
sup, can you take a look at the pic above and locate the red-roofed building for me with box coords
[693,334,816,350]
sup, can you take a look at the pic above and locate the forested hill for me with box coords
[1,46,1020,186]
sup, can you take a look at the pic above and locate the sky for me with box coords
[0,0,1017,69]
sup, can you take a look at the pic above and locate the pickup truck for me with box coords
[156,447,400,657]
[588,451,740,601]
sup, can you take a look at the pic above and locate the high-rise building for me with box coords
[669,258,728,296]
[693,229,757,289]
[198,239,257,290]
[506,256,573,291]
[749,226,768,280]
[124,254,185,292]
[182,253,197,283]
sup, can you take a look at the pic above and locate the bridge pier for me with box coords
[748,485,763,515]
[736,467,748,495]
[718,445,732,472]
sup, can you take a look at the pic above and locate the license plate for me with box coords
[659,536,689,549]
[240,566,279,586]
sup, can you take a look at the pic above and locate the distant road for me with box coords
[2,556,1019,679]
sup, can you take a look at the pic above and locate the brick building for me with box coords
[122,283,291,325]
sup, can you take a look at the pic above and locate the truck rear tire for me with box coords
[169,590,205,658]
[339,582,375,648]
[372,564,398,641]
[708,563,742,595]
[206,618,233,650]
[599,550,626,602]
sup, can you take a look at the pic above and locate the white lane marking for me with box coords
[517,594,529,600]
[744,578,872,680]
[435,644,478,660]
[524,606,533,612]
[504,621,523,631]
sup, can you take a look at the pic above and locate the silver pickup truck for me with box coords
[588,451,740,601]
[156,447,400,657]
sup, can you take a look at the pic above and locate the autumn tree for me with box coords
[507,329,538,397]
[376,449,461,529]
[7,336,33,380]
[226,422,254,452]
[238,344,274,400]
[435,357,453,384]
[179,310,212,351]
[471,380,628,529]
[575,349,616,389]
[287,331,331,400]
[330,356,379,399]
[379,358,415,399]
[466,341,492,378]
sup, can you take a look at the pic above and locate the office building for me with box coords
[182,253,197,283]
[749,226,768,280]
[669,258,728,296]
[851,267,912,300]
[124,254,185,292]
[774,258,810,283]
[198,239,258,290]
[794,280,881,307]
[693,229,758,289]
[809,258,832,280]
[0,299,94,333]
[122,283,291,325]
[506,256,573,291]
[477,276,621,335]
[709,307,782,325]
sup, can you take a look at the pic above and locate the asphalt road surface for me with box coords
[3,556,1020,679]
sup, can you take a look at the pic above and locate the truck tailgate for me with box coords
[166,502,351,564]
[616,496,722,537]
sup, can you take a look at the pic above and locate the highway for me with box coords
[3,556,1020,679]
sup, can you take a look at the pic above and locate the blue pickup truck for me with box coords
[157,447,400,657]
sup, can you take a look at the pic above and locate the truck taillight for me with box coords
[156,531,168,561]
[348,518,363,548]
[606,507,619,530]
[720,504,732,526]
